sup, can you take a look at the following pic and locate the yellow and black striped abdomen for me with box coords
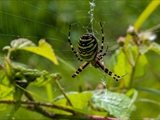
[78,34,98,61]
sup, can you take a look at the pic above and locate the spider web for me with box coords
[0,0,160,119]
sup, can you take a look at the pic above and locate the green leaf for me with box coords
[0,70,14,100]
[22,39,58,65]
[54,91,92,109]
[4,57,16,83]
[149,42,160,55]
[139,44,149,55]
[137,98,160,107]
[114,49,132,87]
[3,38,58,65]
[0,69,14,113]
[53,91,92,115]
[52,92,108,116]
[136,87,160,95]
[53,92,108,116]
[134,55,148,79]
[136,42,160,55]
[91,90,136,119]
[125,88,138,112]
[13,65,59,86]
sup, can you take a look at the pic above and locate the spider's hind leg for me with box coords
[96,60,127,81]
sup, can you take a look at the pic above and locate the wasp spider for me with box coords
[68,23,126,81]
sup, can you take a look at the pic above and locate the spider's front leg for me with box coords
[99,22,105,53]
[68,24,83,61]
[72,62,89,78]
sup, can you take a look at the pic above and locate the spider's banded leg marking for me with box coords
[97,46,109,61]
[96,60,122,81]
[72,62,89,78]
[99,22,104,53]
[102,46,109,58]
[68,25,83,61]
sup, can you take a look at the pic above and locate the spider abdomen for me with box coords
[78,34,98,61]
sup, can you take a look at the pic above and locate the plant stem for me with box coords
[134,0,160,30]
[136,98,160,106]
[46,83,54,101]
[7,49,12,59]
[24,92,57,118]
[122,49,134,67]
[129,53,140,87]
[0,99,110,119]
[54,76,73,107]
[0,99,76,114]
[25,104,88,119]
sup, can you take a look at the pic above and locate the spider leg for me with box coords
[97,46,108,61]
[68,25,83,61]
[102,46,109,58]
[99,22,104,53]
[96,59,126,81]
[72,62,89,78]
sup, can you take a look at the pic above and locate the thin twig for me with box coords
[24,105,55,118]
[24,92,57,118]
[54,76,73,107]
[6,49,13,59]
[24,105,88,119]
[129,52,140,87]
[0,99,75,114]
[122,49,134,67]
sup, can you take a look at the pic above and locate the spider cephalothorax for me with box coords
[68,22,126,81]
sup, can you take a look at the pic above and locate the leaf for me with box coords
[125,88,138,110]
[91,90,136,119]
[139,44,149,55]
[114,49,132,87]
[136,87,160,95]
[137,98,160,107]
[3,56,59,109]
[4,56,16,84]
[114,44,148,85]
[54,91,92,109]
[13,65,59,86]
[22,39,58,65]
[149,42,160,55]
[0,69,14,112]
[0,70,14,100]
[53,92,108,116]
[136,42,160,55]
[4,57,27,111]
[134,55,148,79]
[3,38,58,65]
[11,38,36,48]
[2,46,11,51]
[53,91,92,115]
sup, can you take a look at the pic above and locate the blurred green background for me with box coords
[0,0,160,119]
